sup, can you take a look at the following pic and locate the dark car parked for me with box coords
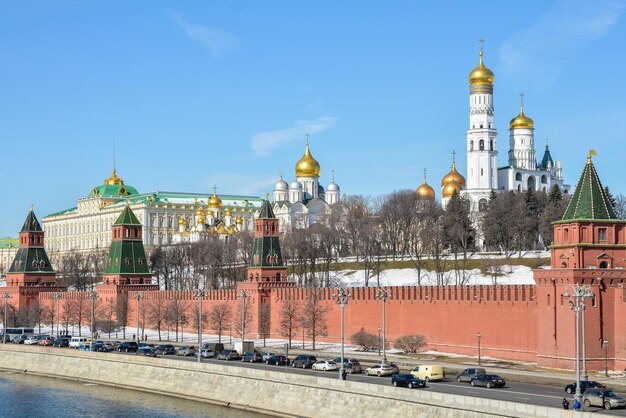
[136,347,158,357]
[155,344,176,355]
[565,380,607,394]
[333,357,363,374]
[457,368,486,383]
[92,343,110,352]
[470,374,506,388]
[117,342,139,353]
[53,338,69,348]
[12,335,28,344]
[292,355,317,369]
[266,355,289,366]
[242,352,264,363]
[217,350,241,361]
[391,374,426,389]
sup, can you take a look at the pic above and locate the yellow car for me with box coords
[411,365,444,382]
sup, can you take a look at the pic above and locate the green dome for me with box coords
[90,169,139,197]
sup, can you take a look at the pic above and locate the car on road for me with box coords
[13,335,29,344]
[155,344,176,355]
[312,360,339,372]
[242,352,264,363]
[391,374,426,389]
[139,342,156,349]
[92,343,110,352]
[196,348,215,358]
[69,337,89,348]
[333,357,362,374]
[470,374,505,388]
[411,365,444,382]
[365,364,396,377]
[565,380,607,394]
[53,338,69,348]
[177,346,197,357]
[24,336,42,345]
[217,349,241,361]
[457,368,486,383]
[117,342,139,353]
[583,389,626,410]
[292,355,317,369]
[266,355,288,366]
[261,352,275,361]
[77,344,91,351]
[136,347,158,358]
[38,336,55,346]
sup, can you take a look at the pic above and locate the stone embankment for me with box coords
[0,345,586,417]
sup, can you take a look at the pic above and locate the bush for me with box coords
[394,334,427,354]
[350,327,378,352]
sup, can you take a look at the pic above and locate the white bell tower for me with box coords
[463,38,498,212]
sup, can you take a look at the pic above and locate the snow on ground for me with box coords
[297,264,539,288]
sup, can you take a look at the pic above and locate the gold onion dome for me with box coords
[416,170,436,200]
[295,143,321,177]
[225,208,233,217]
[235,216,244,225]
[509,95,534,129]
[441,163,466,188]
[207,209,215,216]
[468,48,494,85]
[195,208,204,217]
[197,216,205,225]
[442,179,463,198]
[178,217,187,226]
[208,191,222,208]
[103,168,124,186]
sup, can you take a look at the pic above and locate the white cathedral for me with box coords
[272,141,341,230]
[425,42,570,211]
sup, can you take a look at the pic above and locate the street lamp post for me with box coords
[195,289,205,363]
[180,315,186,343]
[239,290,248,349]
[134,292,144,343]
[477,332,481,365]
[52,292,63,337]
[377,288,390,364]
[603,339,609,377]
[229,321,232,346]
[1,292,13,344]
[89,291,98,352]
[377,326,382,356]
[333,288,352,380]
[564,284,594,405]
[581,302,588,382]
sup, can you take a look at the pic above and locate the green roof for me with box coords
[0,237,18,250]
[258,198,275,218]
[90,183,139,198]
[540,144,554,169]
[8,247,55,273]
[104,240,150,275]
[21,210,43,232]
[562,157,617,221]
[114,205,141,226]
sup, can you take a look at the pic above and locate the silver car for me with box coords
[583,389,626,410]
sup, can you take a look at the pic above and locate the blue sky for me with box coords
[1,0,625,237]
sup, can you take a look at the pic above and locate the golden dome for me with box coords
[416,171,435,200]
[195,208,205,217]
[468,48,494,86]
[442,179,463,198]
[295,143,321,177]
[217,224,228,235]
[197,216,205,225]
[509,95,534,129]
[235,216,244,225]
[441,162,466,188]
[103,168,124,186]
[228,225,237,235]
[225,208,233,217]
[178,217,187,226]
[207,209,215,217]
[208,191,222,208]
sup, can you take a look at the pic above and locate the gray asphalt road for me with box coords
[107,349,625,415]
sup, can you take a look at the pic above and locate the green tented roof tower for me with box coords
[103,205,153,285]
[7,209,56,286]
[562,154,617,221]
[246,196,287,282]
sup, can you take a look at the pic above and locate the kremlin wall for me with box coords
[4,153,626,373]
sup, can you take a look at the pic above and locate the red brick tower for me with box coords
[535,153,626,370]
[5,209,65,310]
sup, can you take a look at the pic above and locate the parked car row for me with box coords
[562,380,625,410]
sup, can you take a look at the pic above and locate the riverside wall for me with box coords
[0,345,583,418]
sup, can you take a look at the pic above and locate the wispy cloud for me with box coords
[498,0,623,82]
[170,11,239,58]
[251,116,338,156]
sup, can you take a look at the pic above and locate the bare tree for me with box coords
[279,297,301,348]
[300,291,330,350]
[147,296,167,341]
[233,298,253,339]
[350,327,378,352]
[258,304,271,347]
[208,303,232,343]
[116,293,129,339]
[394,334,427,354]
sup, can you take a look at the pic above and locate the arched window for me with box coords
[599,261,608,269]
[478,199,488,212]
[527,176,536,192]
[561,262,567,268]
[489,139,493,151]
[479,139,484,150]
[515,172,522,181]
[470,140,474,151]
[541,175,547,184]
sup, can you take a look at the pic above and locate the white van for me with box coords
[411,365,445,382]
[69,337,88,348]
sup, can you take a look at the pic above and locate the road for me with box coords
[105,349,625,415]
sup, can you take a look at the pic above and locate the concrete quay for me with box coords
[0,345,593,417]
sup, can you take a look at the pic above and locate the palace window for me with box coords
[479,139,484,150]
[598,228,607,243]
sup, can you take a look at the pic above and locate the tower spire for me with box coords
[451,150,456,168]
[519,92,525,112]
[423,168,427,184]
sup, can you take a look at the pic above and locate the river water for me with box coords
[0,371,267,418]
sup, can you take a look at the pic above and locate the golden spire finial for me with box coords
[305,133,310,146]
[265,192,270,200]
[213,185,217,194]
[478,37,485,62]
[587,149,598,164]
[519,92,525,112]
[423,168,427,184]
[30,203,34,212]
[451,150,456,168]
